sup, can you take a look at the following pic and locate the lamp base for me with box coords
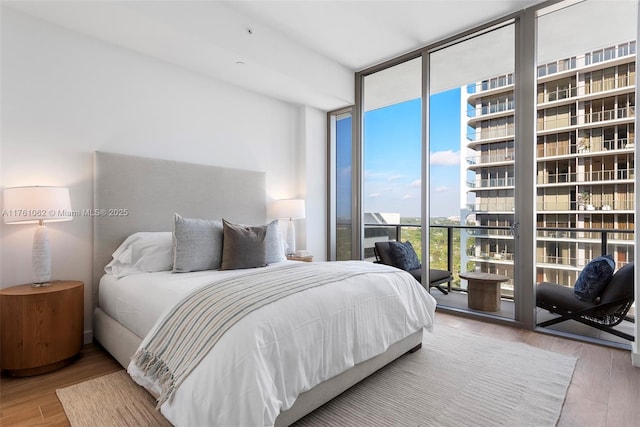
[286,219,296,255]
[31,282,52,288]
[32,224,52,285]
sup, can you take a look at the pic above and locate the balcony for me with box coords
[538,106,635,134]
[537,137,634,159]
[467,177,515,190]
[363,222,635,347]
[537,41,635,80]
[536,199,635,212]
[537,169,635,186]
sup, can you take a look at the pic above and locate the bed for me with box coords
[92,151,437,426]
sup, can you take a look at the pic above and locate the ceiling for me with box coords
[4,0,549,111]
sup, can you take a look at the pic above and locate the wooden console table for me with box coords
[459,271,509,312]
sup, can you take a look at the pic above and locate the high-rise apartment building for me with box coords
[464,41,635,291]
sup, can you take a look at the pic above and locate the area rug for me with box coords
[56,371,171,427]
[57,325,576,427]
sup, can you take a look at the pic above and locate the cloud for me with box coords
[409,179,421,188]
[402,194,415,200]
[433,186,449,193]
[368,192,381,198]
[388,174,404,181]
[430,150,460,166]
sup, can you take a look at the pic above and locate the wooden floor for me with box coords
[1,312,639,426]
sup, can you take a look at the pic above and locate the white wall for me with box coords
[301,106,328,261]
[0,8,327,341]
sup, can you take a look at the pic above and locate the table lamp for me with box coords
[3,186,72,286]
[270,199,305,255]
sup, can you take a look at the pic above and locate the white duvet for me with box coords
[102,261,436,426]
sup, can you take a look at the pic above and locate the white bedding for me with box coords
[101,261,436,426]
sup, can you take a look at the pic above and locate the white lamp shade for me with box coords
[3,186,72,224]
[270,199,305,220]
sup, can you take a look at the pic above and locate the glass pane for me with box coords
[429,24,515,319]
[363,57,422,261]
[536,0,636,344]
[335,111,352,261]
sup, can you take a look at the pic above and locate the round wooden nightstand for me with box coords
[0,280,84,377]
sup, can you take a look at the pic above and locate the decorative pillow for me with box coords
[105,232,173,278]
[388,241,421,271]
[264,219,287,264]
[220,219,267,270]
[574,254,615,302]
[173,214,224,273]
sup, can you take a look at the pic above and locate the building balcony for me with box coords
[466,128,514,145]
[537,41,635,81]
[469,203,515,213]
[537,82,635,108]
[467,101,515,119]
[536,169,635,186]
[362,222,634,346]
[537,106,635,134]
[467,177,515,190]
[537,138,634,159]
[466,152,514,167]
[466,74,514,99]
[536,200,635,212]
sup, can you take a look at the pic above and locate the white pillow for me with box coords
[265,219,287,264]
[105,232,173,278]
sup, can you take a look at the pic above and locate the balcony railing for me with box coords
[537,168,635,184]
[363,223,634,294]
[538,106,635,131]
[467,101,515,118]
[537,41,635,78]
[467,177,515,189]
[537,76,635,105]
[536,199,634,211]
[467,127,514,142]
[537,138,634,158]
[466,152,514,165]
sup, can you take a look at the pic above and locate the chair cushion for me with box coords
[537,282,598,312]
[388,241,421,271]
[574,255,615,303]
[374,241,395,266]
[429,268,452,283]
[599,262,634,304]
[408,268,422,282]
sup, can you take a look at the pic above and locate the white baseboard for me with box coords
[84,330,93,345]
[632,351,640,368]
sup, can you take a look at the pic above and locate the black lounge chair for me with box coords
[374,241,453,295]
[536,262,635,341]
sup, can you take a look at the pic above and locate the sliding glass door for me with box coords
[329,0,637,345]
[428,23,516,320]
[535,0,636,343]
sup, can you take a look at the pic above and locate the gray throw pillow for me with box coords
[172,213,223,273]
[220,219,267,270]
[574,254,615,302]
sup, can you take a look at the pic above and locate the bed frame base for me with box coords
[93,308,422,426]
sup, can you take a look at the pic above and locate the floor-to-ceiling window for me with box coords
[328,107,354,261]
[361,57,422,261]
[535,0,636,344]
[328,0,637,347]
[428,23,516,320]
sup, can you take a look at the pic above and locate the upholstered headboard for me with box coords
[93,151,266,304]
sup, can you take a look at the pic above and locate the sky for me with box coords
[360,88,462,219]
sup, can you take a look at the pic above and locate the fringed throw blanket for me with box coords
[131,261,403,407]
